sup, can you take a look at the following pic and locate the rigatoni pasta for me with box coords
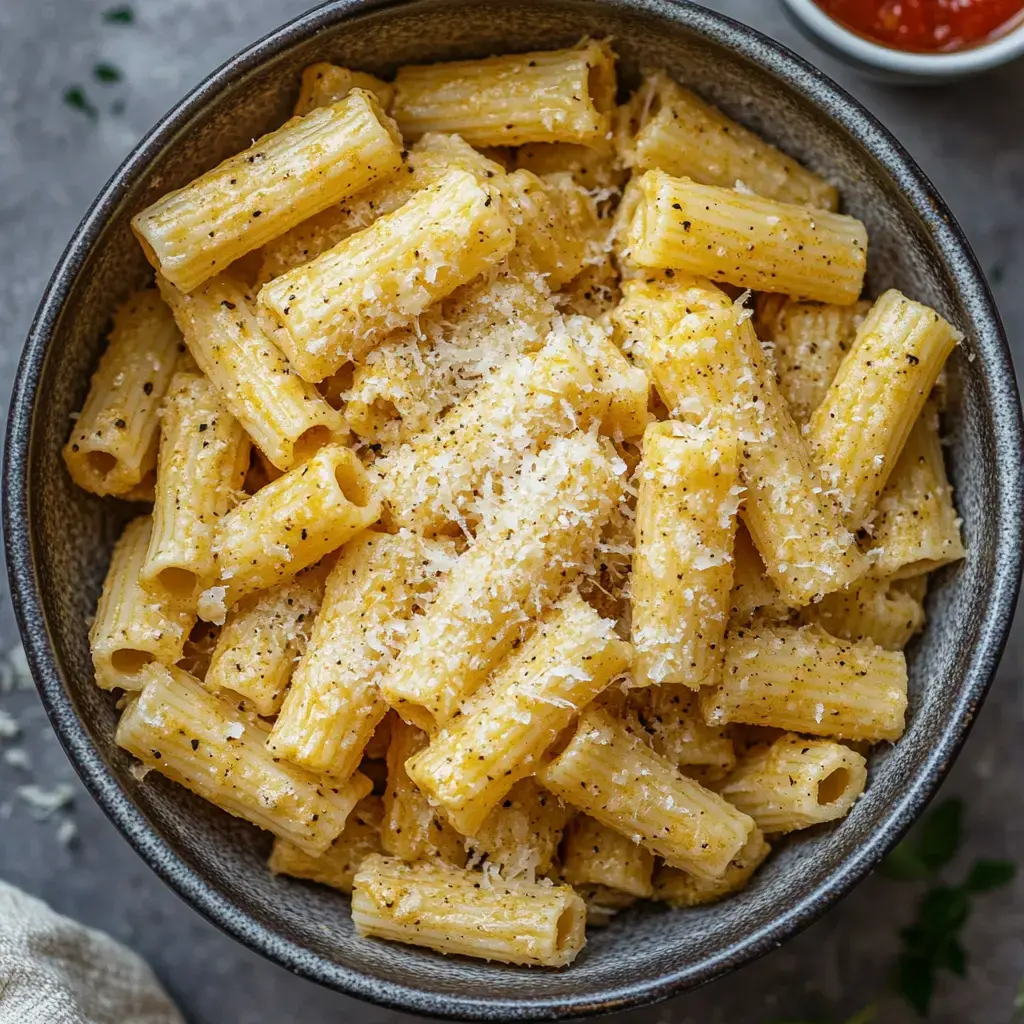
[258,168,515,381]
[90,517,195,691]
[116,662,371,854]
[198,444,379,621]
[73,40,966,969]
[406,589,630,835]
[755,296,872,425]
[256,132,504,285]
[865,403,965,579]
[292,63,395,117]
[539,706,755,881]
[204,570,324,716]
[718,733,867,834]
[631,421,740,689]
[807,290,961,527]
[133,90,403,291]
[392,40,616,147]
[561,814,654,898]
[626,170,867,304]
[142,372,250,603]
[618,72,839,211]
[352,854,587,967]
[158,273,345,471]
[63,289,183,497]
[701,624,908,742]
[268,530,452,778]
[269,795,384,893]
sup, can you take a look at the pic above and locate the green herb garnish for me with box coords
[93,62,123,84]
[885,800,1017,1016]
[63,85,98,119]
[102,5,134,23]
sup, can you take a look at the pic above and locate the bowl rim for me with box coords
[4,0,1022,1019]
[780,0,1024,76]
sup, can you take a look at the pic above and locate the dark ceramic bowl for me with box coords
[5,0,1022,1018]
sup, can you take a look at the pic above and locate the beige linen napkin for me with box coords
[0,880,184,1024]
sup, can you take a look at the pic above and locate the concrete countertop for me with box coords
[0,2,1020,1021]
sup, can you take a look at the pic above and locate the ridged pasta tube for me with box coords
[116,663,371,854]
[158,274,345,471]
[351,854,587,967]
[391,41,616,147]
[807,290,961,527]
[132,90,403,292]
[701,623,908,742]
[625,170,867,305]
[198,444,379,621]
[258,168,516,381]
[539,706,755,881]
[379,433,626,730]
[406,589,630,836]
[63,289,182,497]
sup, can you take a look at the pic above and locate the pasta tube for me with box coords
[379,433,626,730]
[514,140,626,191]
[466,778,571,880]
[701,624,908,742]
[132,90,403,291]
[799,576,925,651]
[652,828,770,908]
[866,404,965,579]
[626,170,867,305]
[808,290,960,527]
[90,517,195,691]
[503,170,602,289]
[63,289,182,496]
[381,718,467,865]
[632,685,736,778]
[351,854,587,967]
[268,795,384,894]
[392,41,616,147]
[158,274,345,471]
[618,72,838,210]
[268,530,454,777]
[199,444,379,621]
[141,372,250,603]
[375,324,608,534]
[204,571,324,716]
[258,168,516,381]
[539,706,755,880]
[406,589,630,836]
[718,733,867,834]
[634,283,864,605]
[727,526,791,626]
[116,663,371,854]
[256,133,504,284]
[756,297,872,425]
[561,814,654,898]
[573,319,651,439]
[631,421,740,689]
[292,63,394,116]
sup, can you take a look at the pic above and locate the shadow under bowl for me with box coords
[4,0,1022,1019]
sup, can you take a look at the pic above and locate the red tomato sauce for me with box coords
[813,0,1024,52]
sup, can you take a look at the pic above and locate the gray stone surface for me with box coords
[0,2,1020,1022]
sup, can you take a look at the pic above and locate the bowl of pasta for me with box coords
[5,0,1022,1018]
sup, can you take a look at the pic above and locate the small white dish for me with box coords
[780,0,1024,83]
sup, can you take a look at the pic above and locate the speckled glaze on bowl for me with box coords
[5,0,1022,1019]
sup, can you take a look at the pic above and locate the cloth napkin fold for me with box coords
[0,880,184,1024]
